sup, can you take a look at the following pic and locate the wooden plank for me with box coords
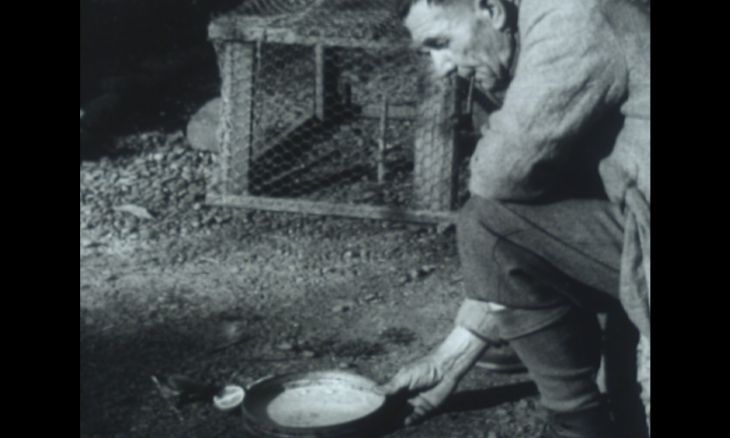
[315,44,325,120]
[216,41,256,195]
[314,44,340,120]
[208,17,410,50]
[206,194,456,224]
[259,28,408,49]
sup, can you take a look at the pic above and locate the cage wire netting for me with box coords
[206,0,495,222]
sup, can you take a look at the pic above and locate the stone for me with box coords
[419,265,436,276]
[186,97,221,152]
[408,268,420,281]
[276,342,293,351]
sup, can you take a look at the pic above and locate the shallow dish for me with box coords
[241,370,389,438]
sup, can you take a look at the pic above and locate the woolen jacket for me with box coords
[466,0,650,340]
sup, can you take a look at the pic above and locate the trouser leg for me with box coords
[456,196,624,309]
[456,195,625,414]
[499,306,604,413]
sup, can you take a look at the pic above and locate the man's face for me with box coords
[404,0,513,93]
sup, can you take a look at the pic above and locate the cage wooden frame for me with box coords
[205,5,466,224]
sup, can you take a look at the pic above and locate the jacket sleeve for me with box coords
[468,2,627,201]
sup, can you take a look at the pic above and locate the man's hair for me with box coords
[397,0,517,30]
[397,0,470,20]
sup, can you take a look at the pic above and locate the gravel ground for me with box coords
[80,129,649,438]
[80,129,548,438]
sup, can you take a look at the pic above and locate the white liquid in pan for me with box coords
[266,382,384,428]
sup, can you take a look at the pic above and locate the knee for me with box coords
[456,196,496,262]
[492,304,574,340]
[457,196,503,244]
[457,196,525,265]
[456,196,481,235]
[457,195,519,237]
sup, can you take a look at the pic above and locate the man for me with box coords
[378,1,650,437]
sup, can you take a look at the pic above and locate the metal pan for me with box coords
[241,370,393,438]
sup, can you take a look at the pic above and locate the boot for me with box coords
[474,341,527,372]
[539,403,618,438]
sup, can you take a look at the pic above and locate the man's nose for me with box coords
[430,51,456,77]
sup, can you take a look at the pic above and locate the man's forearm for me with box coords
[430,326,490,380]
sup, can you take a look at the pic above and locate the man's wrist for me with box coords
[455,298,505,342]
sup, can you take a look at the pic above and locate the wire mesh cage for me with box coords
[206,0,491,223]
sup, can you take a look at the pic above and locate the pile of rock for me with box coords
[79,130,234,244]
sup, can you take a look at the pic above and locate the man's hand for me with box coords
[376,326,489,426]
[377,356,458,426]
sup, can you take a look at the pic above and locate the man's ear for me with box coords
[474,0,508,31]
